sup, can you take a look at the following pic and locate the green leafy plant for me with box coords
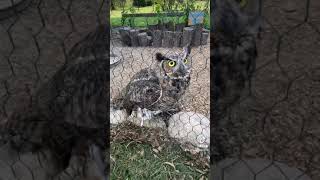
[120,6,137,27]
[128,7,137,27]
[133,0,153,7]
[153,3,164,25]
[111,0,128,10]
[154,0,179,12]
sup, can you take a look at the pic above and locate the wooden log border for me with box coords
[118,25,209,47]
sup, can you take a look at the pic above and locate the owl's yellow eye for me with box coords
[184,59,188,64]
[168,61,176,67]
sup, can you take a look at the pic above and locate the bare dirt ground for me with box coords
[110,35,210,117]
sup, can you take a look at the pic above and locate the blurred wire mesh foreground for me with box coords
[0,0,109,179]
[211,0,320,180]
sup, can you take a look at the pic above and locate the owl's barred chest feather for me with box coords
[115,68,190,114]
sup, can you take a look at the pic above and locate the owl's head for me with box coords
[155,45,192,80]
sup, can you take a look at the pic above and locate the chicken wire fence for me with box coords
[0,0,109,179]
[211,0,320,180]
[109,0,211,172]
[0,0,318,180]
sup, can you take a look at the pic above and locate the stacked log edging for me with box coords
[118,23,209,47]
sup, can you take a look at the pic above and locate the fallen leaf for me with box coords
[163,162,176,170]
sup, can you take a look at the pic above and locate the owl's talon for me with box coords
[137,108,156,126]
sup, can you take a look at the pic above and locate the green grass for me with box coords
[110,1,210,28]
[111,141,208,180]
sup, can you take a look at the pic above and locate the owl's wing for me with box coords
[67,24,109,65]
[122,69,161,114]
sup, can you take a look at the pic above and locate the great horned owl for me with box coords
[112,45,192,127]
[211,0,261,161]
[0,24,108,179]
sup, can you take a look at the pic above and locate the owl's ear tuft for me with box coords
[156,53,165,62]
[182,44,191,59]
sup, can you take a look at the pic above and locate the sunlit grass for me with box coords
[111,141,208,179]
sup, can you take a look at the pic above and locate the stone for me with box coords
[110,108,127,125]
[168,112,210,151]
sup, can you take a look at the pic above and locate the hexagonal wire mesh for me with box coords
[0,0,318,179]
[211,0,319,180]
[110,0,211,178]
[0,0,109,179]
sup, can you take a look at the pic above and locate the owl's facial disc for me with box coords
[162,58,191,79]
[155,45,192,78]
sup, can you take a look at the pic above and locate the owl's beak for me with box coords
[166,72,174,77]
[176,65,186,77]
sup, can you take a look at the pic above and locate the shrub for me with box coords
[133,0,153,7]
